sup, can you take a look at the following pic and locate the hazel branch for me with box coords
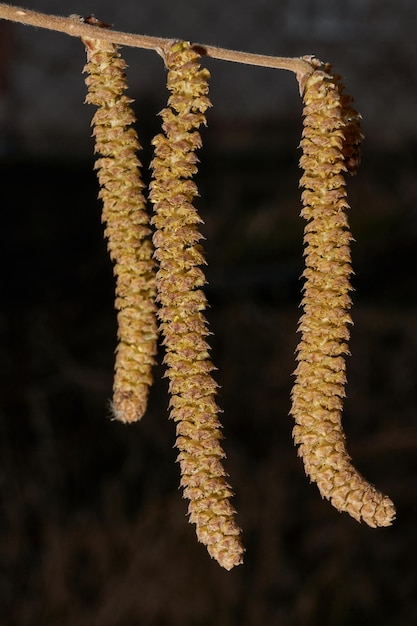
[0,3,313,77]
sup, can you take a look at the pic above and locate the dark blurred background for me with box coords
[1,1,416,624]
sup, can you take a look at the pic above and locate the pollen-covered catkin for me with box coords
[149,41,243,570]
[291,64,395,527]
[83,36,158,422]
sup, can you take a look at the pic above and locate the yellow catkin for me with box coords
[291,64,395,527]
[149,41,243,570]
[83,36,158,423]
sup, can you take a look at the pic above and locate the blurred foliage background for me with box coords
[1,1,417,624]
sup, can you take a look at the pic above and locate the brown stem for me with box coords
[0,3,313,76]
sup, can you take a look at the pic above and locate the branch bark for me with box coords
[0,3,313,77]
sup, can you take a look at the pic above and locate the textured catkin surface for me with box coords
[291,64,395,527]
[83,36,158,423]
[149,41,244,570]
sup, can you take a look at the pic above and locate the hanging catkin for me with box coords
[82,35,158,423]
[291,62,395,527]
[149,41,244,570]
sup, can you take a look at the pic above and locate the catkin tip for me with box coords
[111,390,147,423]
[211,542,244,571]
